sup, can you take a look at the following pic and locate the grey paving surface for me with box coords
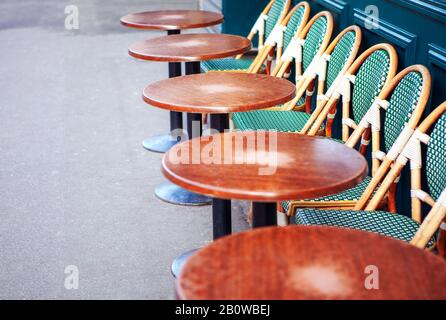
[0,0,249,299]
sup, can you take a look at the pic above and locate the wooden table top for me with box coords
[120,10,224,30]
[162,132,368,201]
[128,33,251,62]
[177,226,446,300]
[143,73,296,113]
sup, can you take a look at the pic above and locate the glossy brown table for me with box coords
[146,72,296,226]
[121,10,223,154]
[120,10,224,31]
[163,131,367,224]
[162,131,367,276]
[128,33,250,63]
[144,73,295,276]
[143,72,296,133]
[177,226,446,299]
[131,35,251,207]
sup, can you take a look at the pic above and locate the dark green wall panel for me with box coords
[222,0,270,35]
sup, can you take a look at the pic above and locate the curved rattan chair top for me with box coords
[281,25,361,115]
[236,0,291,60]
[379,65,431,152]
[347,43,398,123]
[248,2,309,73]
[324,26,362,90]
[299,11,334,72]
[282,2,310,51]
[264,0,291,39]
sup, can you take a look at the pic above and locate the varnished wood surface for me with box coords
[128,34,251,62]
[162,132,368,201]
[177,225,446,300]
[143,73,296,113]
[120,10,224,30]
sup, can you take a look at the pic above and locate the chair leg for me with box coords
[305,80,315,114]
[325,104,337,138]
[387,182,398,213]
[359,128,371,156]
[266,53,274,75]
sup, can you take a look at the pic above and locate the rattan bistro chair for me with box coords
[304,44,398,139]
[285,65,430,218]
[271,11,333,82]
[281,25,361,114]
[201,0,291,73]
[231,11,334,131]
[232,12,336,132]
[233,43,394,146]
[295,101,446,250]
[248,2,310,74]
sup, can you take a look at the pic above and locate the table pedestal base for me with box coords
[171,248,199,277]
[171,198,231,277]
[142,109,185,153]
[142,134,179,153]
[155,181,212,206]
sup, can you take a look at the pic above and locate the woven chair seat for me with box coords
[201,58,254,72]
[233,110,316,132]
[295,208,436,247]
[282,176,372,212]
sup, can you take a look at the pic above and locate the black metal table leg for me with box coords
[170,113,231,277]
[252,202,277,228]
[185,60,201,75]
[142,29,183,153]
[212,198,232,239]
[210,113,232,239]
[210,113,230,132]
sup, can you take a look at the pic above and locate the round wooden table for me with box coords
[177,226,446,299]
[163,131,367,226]
[161,131,367,276]
[128,33,251,63]
[131,35,251,207]
[120,10,224,31]
[121,10,223,154]
[146,72,296,227]
[144,73,296,276]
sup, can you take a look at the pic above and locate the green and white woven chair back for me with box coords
[426,112,446,200]
[283,6,306,51]
[302,16,328,72]
[325,31,356,89]
[265,0,288,39]
[351,49,391,123]
[382,71,423,153]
